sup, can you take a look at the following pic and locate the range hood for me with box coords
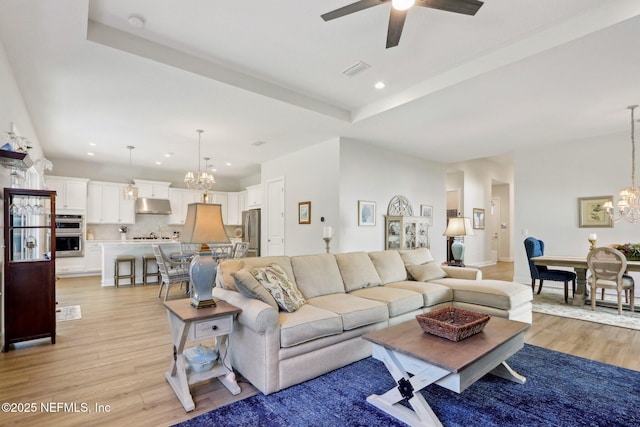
[135,198,172,215]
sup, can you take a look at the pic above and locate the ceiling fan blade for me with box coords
[386,8,408,49]
[321,0,389,21]
[416,0,484,16]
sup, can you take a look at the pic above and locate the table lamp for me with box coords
[181,203,230,308]
[443,217,474,267]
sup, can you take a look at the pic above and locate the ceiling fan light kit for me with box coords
[322,0,484,48]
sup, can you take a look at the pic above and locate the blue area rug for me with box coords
[175,344,640,427]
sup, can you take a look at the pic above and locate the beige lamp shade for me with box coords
[181,203,230,244]
[443,217,474,237]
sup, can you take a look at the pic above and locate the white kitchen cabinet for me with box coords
[246,184,262,209]
[87,181,135,224]
[134,179,171,199]
[46,176,88,212]
[56,257,86,275]
[84,241,103,273]
[226,191,246,225]
[208,192,228,224]
[168,188,200,225]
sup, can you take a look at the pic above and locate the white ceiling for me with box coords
[0,0,639,180]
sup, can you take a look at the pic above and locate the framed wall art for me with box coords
[473,208,485,230]
[578,196,613,228]
[298,201,311,224]
[358,200,376,226]
[420,205,433,225]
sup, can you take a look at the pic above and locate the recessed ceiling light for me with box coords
[155,161,162,165]
[374,81,385,89]
[226,162,232,166]
[211,167,217,172]
[87,152,95,156]
[128,14,145,28]
[164,153,173,158]
[88,142,96,147]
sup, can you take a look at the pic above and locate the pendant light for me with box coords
[184,129,215,193]
[122,145,138,200]
[604,105,640,223]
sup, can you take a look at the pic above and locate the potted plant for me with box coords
[614,243,640,261]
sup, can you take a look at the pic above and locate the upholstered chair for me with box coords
[524,237,577,303]
[587,247,635,315]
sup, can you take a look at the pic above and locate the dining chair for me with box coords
[207,243,234,261]
[231,241,250,258]
[153,244,191,301]
[587,247,635,315]
[524,237,577,303]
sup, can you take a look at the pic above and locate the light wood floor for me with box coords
[0,263,638,427]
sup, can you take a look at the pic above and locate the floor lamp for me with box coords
[443,217,474,267]
[180,203,230,308]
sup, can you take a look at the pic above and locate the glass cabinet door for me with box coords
[5,191,53,262]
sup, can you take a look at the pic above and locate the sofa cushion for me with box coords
[406,262,447,282]
[279,304,343,348]
[243,256,297,286]
[350,286,423,317]
[335,252,382,292]
[251,264,306,313]
[291,254,345,298]
[431,278,532,310]
[216,259,245,290]
[306,294,389,331]
[368,250,407,284]
[233,268,279,310]
[218,256,296,290]
[385,281,453,307]
[398,248,435,266]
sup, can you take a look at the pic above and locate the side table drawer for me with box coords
[190,316,233,340]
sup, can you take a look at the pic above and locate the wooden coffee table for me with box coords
[362,316,530,427]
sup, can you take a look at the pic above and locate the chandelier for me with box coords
[604,105,640,223]
[122,146,138,200]
[184,129,215,192]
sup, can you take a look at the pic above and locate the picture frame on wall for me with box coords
[358,200,376,226]
[578,196,613,228]
[473,208,485,230]
[298,201,311,224]
[420,205,433,225]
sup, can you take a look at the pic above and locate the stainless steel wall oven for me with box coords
[55,214,84,257]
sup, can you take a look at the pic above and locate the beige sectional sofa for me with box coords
[212,249,532,395]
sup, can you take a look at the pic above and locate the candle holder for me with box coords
[323,237,331,254]
[588,238,597,251]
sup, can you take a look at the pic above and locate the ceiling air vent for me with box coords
[342,61,370,77]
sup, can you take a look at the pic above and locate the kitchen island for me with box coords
[101,240,181,287]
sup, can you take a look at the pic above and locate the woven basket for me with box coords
[416,307,490,342]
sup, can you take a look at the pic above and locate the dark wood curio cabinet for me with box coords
[2,188,56,352]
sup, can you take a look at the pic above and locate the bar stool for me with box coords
[142,253,161,285]
[114,255,136,287]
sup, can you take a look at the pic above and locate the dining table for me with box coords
[531,255,640,308]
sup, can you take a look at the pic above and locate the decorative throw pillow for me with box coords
[216,259,244,291]
[251,264,306,312]
[406,262,447,282]
[232,269,279,310]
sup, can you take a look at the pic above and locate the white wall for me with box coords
[514,131,640,297]
[262,138,341,256]
[447,159,514,266]
[0,38,43,189]
[338,139,447,261]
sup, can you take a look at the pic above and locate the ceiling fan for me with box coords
[321,0,484,49]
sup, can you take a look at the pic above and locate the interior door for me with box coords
[266,177,285,256]
[489,198,500,263]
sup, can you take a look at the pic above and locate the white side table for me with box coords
[164,299,242,412]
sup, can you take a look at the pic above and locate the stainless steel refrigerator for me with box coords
[242,209,261,257]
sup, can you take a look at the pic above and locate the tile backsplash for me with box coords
[87,214,242,240]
